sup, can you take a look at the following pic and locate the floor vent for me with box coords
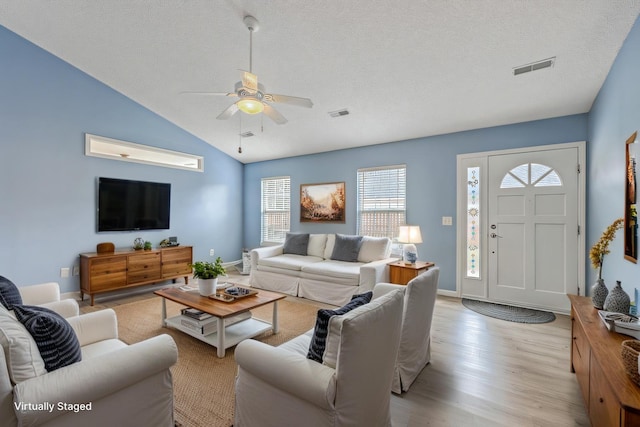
[328,109,350,118]
[513,57,555,76]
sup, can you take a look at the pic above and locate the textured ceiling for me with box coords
[1,1,639,163]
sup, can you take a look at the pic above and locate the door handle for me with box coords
[490,233,503,238]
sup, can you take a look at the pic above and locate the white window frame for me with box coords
[357,165,407,240]
[261,176,291,245]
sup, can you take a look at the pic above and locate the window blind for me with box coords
[261,176,291,244]
[357,165,406,238]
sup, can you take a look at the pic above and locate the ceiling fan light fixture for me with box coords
[237,98,264,114]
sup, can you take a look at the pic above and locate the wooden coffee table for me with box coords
[154,286,286,357]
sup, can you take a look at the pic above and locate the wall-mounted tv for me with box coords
[97,177,171,232]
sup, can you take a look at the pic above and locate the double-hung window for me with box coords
[357,165,407,238]
[261,176,290,245]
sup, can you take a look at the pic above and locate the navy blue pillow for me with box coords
[13,305,82,372]
[0,275,22,310]
[307,294,371,363]
[350,291,373,303]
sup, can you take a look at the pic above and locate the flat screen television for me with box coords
[97,177,171,232]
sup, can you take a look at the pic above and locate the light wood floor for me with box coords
[80,274,589,427]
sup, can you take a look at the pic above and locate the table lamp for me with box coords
[398,225,422,264]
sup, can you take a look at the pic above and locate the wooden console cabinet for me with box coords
[568,294,640,426]
[80,246,192,305]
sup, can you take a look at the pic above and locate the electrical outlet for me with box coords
[209,249,215,257]
[442,216,453,226]
[60,268,70,278]
[72,265,80,276]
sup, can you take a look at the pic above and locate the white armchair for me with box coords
[1,305,178,426]
[234,289,404,427]
[373,266,440,393]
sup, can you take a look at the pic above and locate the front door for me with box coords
[487,147,579,312]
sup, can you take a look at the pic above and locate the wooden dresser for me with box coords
[80,246,192,305]
[569,294,640,426]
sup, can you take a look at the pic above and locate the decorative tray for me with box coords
[598,310,640,339]
[208,286,257,303]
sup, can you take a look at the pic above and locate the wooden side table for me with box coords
[388,261,435,285]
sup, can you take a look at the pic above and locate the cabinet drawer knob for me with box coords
[599,397,604,403]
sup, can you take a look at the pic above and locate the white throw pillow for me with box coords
[358,237,391,262]
[307,234,327,258]
[323,234,336,259]
[0,305,46,384]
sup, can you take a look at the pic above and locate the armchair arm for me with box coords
[19,282,61,305]
[13,334,178,427]
[38,299,80,318]
[235,339,336,409]
[359,257,400,292]
[67,309,118,346]
[250,245,284,270]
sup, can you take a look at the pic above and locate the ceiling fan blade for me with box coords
[180,91,237,97]
[216,103,240,120]
[263,93,313,108]
[242,71,258,93]
[263,103,288,124]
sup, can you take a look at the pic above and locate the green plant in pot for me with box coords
[191,257,226,296]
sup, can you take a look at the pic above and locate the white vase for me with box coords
[198,277,218,296]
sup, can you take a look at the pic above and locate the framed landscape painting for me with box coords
[300,182,345,223]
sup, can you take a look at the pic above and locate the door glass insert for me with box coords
[467,167,480,278]
[500,163,562,189]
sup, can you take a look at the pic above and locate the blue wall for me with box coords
[0,25,244,294]
[243,114,588,291]
[587,15,640,297]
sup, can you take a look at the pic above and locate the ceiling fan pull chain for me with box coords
[238,112,243,153]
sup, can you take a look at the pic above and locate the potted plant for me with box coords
[191,257,226,296]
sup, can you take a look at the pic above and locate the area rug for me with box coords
[87,296,325,427]
[461,298,556,324]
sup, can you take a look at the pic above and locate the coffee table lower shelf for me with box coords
[163,315,273,357]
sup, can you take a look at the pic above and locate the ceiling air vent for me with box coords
[328,109,350,118]
[240,131,254,138]
[513,57,555,76]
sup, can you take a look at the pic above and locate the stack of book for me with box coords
[180,308,217,335]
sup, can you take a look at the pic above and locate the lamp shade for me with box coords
[397,225,423,244]
[237,98,264,114]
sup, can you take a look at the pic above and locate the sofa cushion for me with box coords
[306,293,371,363]
[331,234,364,262]
[283,233,310,256]
[0,304,46,384]
[13,305,82,372]
[358,236,391,262]
[307,234,327,258]
[0,275,22,310]
[301,260,362,281]
[259,254,324,271]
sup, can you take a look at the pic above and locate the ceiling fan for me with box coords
[186,15,313,125]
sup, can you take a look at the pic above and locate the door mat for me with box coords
[461,298,556,324]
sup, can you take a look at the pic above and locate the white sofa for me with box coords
[250,233,399,305]
[1,282,178,427]
[234,288,404,427]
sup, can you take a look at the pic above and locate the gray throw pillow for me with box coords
[283,233,310,255]
[330,234,363,262]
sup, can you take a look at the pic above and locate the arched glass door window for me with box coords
[500,163,562,188]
